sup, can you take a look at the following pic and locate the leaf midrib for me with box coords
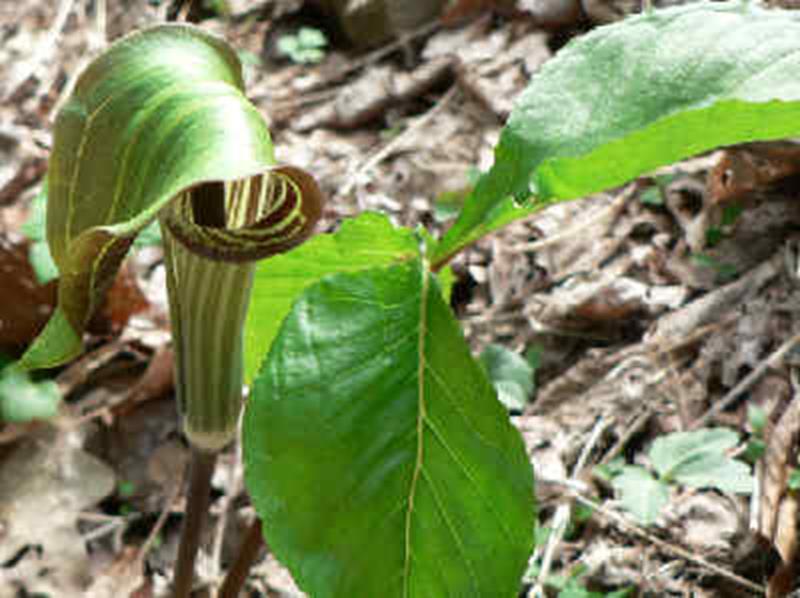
[402,263,429,598]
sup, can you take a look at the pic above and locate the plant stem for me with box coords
[217,517,265,598]
[173,447,219,598]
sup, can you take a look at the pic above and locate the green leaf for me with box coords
[28,241,58,284]
[650,428,737,477]
[0,366,60,422]
[671,454,753,494]
[21,183,48,242]
[748,404,768,435]
[479,344,535,411]
[690,253,738,283]
[743,438,765,463]
[650,428,752,494]
[21,25,324,372]
[20,25,273,369]
[278,27,327,64]
[788,468,800,491]
[297,27,327,48]
[611,466,669,526]
[244,260,534,597]
[133,219,162,248]
[432,2,800,266]
[244,212,420,382]
[594,457,626,483]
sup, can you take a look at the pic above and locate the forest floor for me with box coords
[2,0,800,596]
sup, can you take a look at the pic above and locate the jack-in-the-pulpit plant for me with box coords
[22,1,800,596]
[19,24,324,596]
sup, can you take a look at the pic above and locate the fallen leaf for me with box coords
[759,390,800,597]
[0,427,115,595]
[707,141,800,205]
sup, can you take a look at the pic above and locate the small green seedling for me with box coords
[788,468,800,491]
[639,173,679,206]
[480,343,537,411]
[277,27,327,64]
[743,404,768,463]
[0,363,60,423]
[603,428,753,526]
[527,559,632,598]
[690,253,739,283]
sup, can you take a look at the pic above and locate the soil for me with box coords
[2,1,800,597]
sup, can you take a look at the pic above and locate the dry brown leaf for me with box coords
[0,428,115,596]
[92,259,150,336]
[707,142,800,206]
[759,389,800,597]
[84,547,147,598]
[0,237,56,354]
[292,57,455,131]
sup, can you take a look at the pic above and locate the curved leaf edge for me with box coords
[243,259,535,597]
[20,164,316,372]
[432,3,800,267]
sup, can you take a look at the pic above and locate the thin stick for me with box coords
[568,490,765,594]
[139,473,185,565]
[339,85,458,197]
[513,185,634,254]
[173,447,219,598]
[531,417,609,598]
[4,0,75,101]
[217,517,265,598]
[691,330,800,430]
[211,438,243,578]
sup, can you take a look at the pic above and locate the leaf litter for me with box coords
[3,0,800,596]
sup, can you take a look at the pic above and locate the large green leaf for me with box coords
[244,212,419,382]
[22,25,321,370]
[432,1,800,266]
[244,260,534,597]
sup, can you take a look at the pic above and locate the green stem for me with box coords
[217,517,265,598]
[173,447,219,598]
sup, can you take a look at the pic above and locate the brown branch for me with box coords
[173,447,219,598]
[217,517,265,598]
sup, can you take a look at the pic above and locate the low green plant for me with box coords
[277,27,327,64]
[480,343,537,411]
[526,532,632,598]
[547,567,633,598]
[598,428,753,526]
[18,1,800,596]
[690,253,739,283]
[638,173,677,206]
[0,363,60,423]
[743,404,768,463]
[788,468,800,491]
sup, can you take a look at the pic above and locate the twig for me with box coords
[89,0,107,52]
[339,85,458,197]
[211,438,243,579]
[4,0,76,101]
[599,407,651,466]
[531,417,609,597]
[173,448,219,598]
[691,330,800,430]
[564,488,766,595]
[310,20,440,93]
[80,513,142,543]
[217,517,265,598]
[513,186,634,254]
[138,473,185,565]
